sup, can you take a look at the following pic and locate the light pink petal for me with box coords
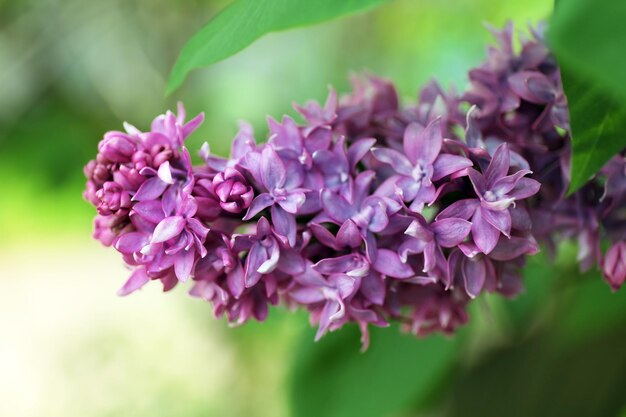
[117,267,150,296]
[151,216,186,243]
[174,249,195,282]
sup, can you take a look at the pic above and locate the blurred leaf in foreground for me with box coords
[166,0,392,94]
[548,0,626,193]
[288,325,458,417]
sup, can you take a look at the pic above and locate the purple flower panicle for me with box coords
[84,23,625,347]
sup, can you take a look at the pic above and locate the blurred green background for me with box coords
[3,1,626,416]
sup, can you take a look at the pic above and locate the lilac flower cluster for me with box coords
[458,22,626,291]
[84,23,626,346]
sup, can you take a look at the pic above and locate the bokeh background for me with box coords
[3,1,626,416]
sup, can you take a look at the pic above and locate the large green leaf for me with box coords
[548,0,626,193]
[166,0,392,94]
[559,67,626,194]
[288,325,459,417]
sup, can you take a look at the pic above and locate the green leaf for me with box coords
[548,0,626,193]
[559,67,626,194]
[166,0,392,94]
[288,325,459,417]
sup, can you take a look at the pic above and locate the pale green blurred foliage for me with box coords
[0,1,550,416]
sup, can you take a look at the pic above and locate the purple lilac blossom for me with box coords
[84,23,625,348]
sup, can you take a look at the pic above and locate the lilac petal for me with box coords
[151,216,186,243]
[436,199,479,221]
[432,218,472,247]
[372,249,414,278]
[117,267,150,296]
[467,168,487,197]
[348,138,376,170]
[480,208,512,237]
[182,112,205,139]
[398,238,427,262]
[336,220,362,248]
[115,232,149,254]
[245,244,266,287]
[492,169,533,196]
[260,147,286,191]
[309,223,340,250]
[132,200,164,224]
[490,236,539,261]
[404,118,442,165]
[294,263,328,287]
[508,71,555,104]
[331,274,358,299]
[508,177,541,200]
[462,258,486,298]
[360,272,385,305]
[471,208,500,254]
[227,264,245,298]
[432,154,473,181]
[157,161,174,184]
[132,177,168,201]
[370,148,413,176]
[277,191,306,214]
[404,219,434,241]
[320,189,352,223]
[422,242,438,273]
[485,143,510,186]
[174,249,195,282]
[271,205,297,247]
[277,250,305,275]
[314,255,360,275]
[258,239,280,274]
[315,300,341,341]
[242,193,274,221]
[291,287,326,304]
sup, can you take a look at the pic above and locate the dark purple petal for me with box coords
[471,208,500,254]
[462,258,486,298]
[480,208,512,237]
[467,168,487,197]
[490,236,539,261]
